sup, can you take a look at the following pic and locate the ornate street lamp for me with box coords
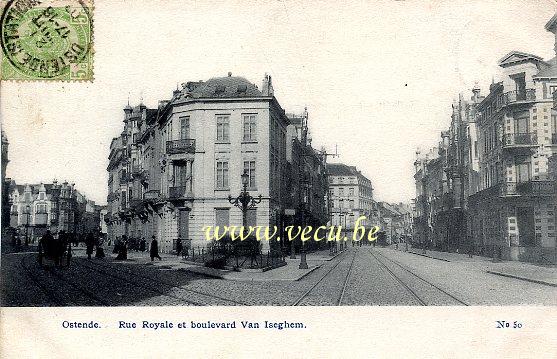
[228,170,262,263]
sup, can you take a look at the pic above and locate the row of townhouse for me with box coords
[105,73,330,254]
[376,202,413,244]
[413,13,557,263]
[4,179,106,244]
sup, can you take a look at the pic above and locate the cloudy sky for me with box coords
[2,0,556,204]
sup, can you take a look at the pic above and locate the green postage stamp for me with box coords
[0,0,93,81]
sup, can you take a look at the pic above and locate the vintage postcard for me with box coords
[1,0,556,358]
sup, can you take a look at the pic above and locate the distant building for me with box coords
[327,163,375,234]
[8,180,99,243]
[1,130,9,232]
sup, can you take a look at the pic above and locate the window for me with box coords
[349,188,354,196]
[516,157,530,183]
[243,114,257,141]
[36,204,47,213]
[174,164,191,189]
[180,116,190,139]
[39,192,45,200]
[216,115,229,141]
[349,200,354,209]
[549,85,557,98]
[243,160,256,188]
[339,188,344,196]
[216,161,229,189]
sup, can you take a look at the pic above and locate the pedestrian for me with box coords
[150,235,162,261]
[140,237,146,252]
[40,230,54,257]
[85,232,95,260]
[468,242,474,259]
[176,238,183,257]
[115,235,128,260]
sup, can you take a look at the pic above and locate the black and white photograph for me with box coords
[1,0,556,357]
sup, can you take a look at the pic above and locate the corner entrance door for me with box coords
[516,207,535,246]
[178,209,189,247]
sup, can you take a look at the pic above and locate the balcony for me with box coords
[500,181,556,197]
[166,139,195,155]
[502,133,537,148]
[552,133,557,145]
[143,189,160,201]
[169,186,194,200]
[504,89,536,104]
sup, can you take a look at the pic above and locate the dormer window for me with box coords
[237,84,247,94]
[214,85,225,94]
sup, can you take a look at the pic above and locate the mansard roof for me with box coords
[327,163,359,177]
[173,76,264,102]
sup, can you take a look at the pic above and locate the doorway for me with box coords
[516,207,535,246]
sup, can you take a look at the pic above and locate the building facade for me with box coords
[105,74,327,254]
[327,163,375,235]
[7,180,101,243]
[414,13,557,263]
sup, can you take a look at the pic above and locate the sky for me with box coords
[1,0,556,204]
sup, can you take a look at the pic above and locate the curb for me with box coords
[486,270,557,287]
[405,251,451,262]
[295,264,322,281]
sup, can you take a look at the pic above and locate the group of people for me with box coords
[112,235,162,261]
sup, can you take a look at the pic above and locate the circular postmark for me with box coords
[1,0,92,79]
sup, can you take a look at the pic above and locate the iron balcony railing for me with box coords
[169,186,193,199]
[500,181,556,196]
[504,89,536,103]
[143,189,161,201]
[502,133,537,147]
[166,139,196,155]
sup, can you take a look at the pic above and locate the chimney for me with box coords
[262,73,274,96]
[472,82,481,102]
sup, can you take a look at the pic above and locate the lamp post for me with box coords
[298,179,310,269]
[228,170,262,263]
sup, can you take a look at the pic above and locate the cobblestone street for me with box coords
[2,245,555,306]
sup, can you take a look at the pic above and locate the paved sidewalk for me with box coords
[388,246,557,287]
[86,247,344,282]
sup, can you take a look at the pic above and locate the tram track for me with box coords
[19,255,110,306]
[18,255,67,306]
[76,258,248,306]
[369,249,469,306]
[292,249,356,306]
